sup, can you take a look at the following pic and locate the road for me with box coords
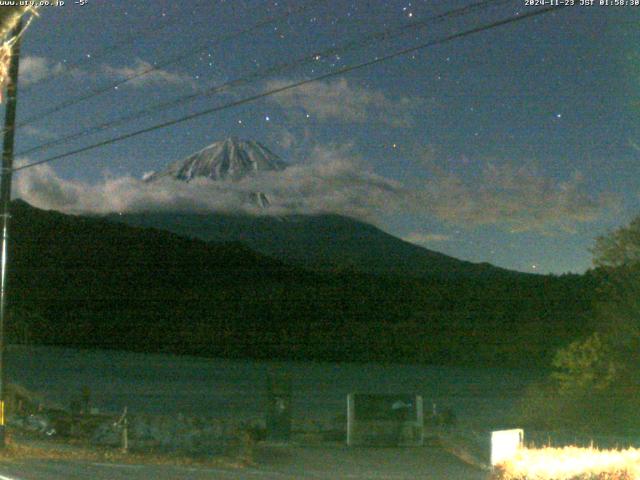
[0,445,490,479]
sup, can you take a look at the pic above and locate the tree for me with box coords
[590,219,640,371]
[551,332,616,394]
[534,216,640,433]
[592,217,640,269]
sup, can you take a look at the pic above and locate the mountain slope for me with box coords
[136,136,512,279]
[109,212,516,279]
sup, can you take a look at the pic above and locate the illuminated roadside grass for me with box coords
[0,434,255,469]
[492,446,640,480]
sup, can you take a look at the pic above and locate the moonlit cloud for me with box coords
[19,56,66,86]
[418,162,618,235]
[13,148,616,236]
[102,58,197,90]
[267,125,298,151]
[13,146,404,222]
[404,232,451,245]
[266,78,423,127]
[22,125,57,140]
[19,55,198,91]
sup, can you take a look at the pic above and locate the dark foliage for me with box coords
[108,211,519,280]
[7,201,596,367]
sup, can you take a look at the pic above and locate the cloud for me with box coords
[19,56,197,91]
[13,149,616,236]
[265,125,298,151]
[266,78,422,127]
[13,146,405,222]
[274,127,296,150]
[21,125,57,140]
[19,56,65,86]
[418,162,618,235]
[102,58,196,90]
[404,232,451,245]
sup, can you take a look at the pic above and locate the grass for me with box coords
[491,446,640,480]
[0,431,255,469]
[437,429,640,479]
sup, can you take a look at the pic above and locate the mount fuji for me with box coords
[144,137,287,183]
[106,136,520,279]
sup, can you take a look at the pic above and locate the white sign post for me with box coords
[491,429,524,466]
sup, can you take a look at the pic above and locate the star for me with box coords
[265,116,271,122]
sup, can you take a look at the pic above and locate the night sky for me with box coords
[7,0,639,274]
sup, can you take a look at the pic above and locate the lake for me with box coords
[5,345,543,430]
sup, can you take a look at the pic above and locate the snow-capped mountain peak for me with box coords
[145,137,287,183]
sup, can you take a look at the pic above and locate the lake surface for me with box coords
[5,345,543,430]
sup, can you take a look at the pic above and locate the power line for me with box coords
[13,5,566,174]
[11,0,328,133]
[17,0,508,158]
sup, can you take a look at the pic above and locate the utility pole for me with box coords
[0,18,23,448]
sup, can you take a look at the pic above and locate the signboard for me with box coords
[491,429,524,466]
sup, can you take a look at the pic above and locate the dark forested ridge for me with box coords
[107,211,519,280]
[7,200,597,367]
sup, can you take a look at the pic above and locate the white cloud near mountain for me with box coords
[14,166,241,214]
[13,145,404,221]
[404,233,451,245]
[102,58,197,90]
[416,162,618,235]
[266,78,422,127]
[13,147,616,235]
